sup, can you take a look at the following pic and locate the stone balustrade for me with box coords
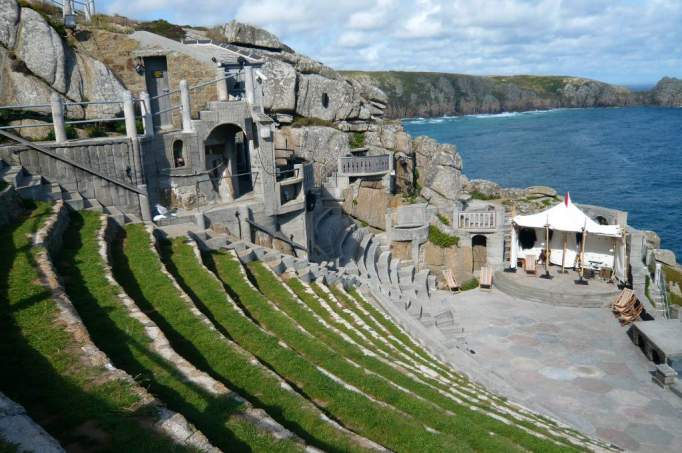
[458,211,497,231]
[338,154,392,177]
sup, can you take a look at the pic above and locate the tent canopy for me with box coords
[512,197,622,237]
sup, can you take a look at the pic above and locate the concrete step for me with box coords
[84,198,104,212]
[62,191,85,211]
[0,164,23,186]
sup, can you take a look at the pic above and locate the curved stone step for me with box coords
[377,251,391,285]
[414,270,431,299]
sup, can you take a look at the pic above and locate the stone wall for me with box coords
[0,185,23,226]
[2,138,142,215]
[422,242,474,284]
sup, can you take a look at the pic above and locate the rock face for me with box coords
[261,58,297,113]
[278,126,351,181]
[413,136,463,205]
[0,0,20,48]
[222,20,290,51]
[0,3,127,118]
[650,77,682,107]
[344,71,643,118]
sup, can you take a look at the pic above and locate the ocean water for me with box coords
[403,107,682,258]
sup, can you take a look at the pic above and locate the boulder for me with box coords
[526,185,557,198]
[222,20,290,51]
[654,249,677,268]
[464,179,501,198]
[16,8,66,92]
[77,53,127,117]
[261,58,296,112]
[296,73,363,121]
[0,0,19,48]
[343,186,390,230]
[413,136,463,204]
[8,119,52,140]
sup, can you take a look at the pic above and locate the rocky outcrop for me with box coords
[0,0,20,48]
[343,71,644,118]
[413,136,463,205]
[650,77,682,107]
[0,1,127,118]
[261,57,297,112]
[222,20,291,52]
[278,126,351,181]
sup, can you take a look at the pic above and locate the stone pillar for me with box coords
[244,66,255,106]
[179,80,193,133]
[137,184,152,222]
[216,67,228,102]
[139,91,154,138]
[87,0,96,21]
[62,0,73,18]
[122,91,137,139]
[50,94,66,144]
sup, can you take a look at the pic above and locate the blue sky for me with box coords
[97,0,682,85]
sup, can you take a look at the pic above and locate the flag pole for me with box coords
[541,215,553,279]
[561,231,568,274]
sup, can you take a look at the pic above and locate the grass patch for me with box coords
[0,204,186,452]
[56,212,297,452]
[114,230,367,453]
[663,265,682,307]
[428,224,459,248]
[470,190,500,201]
[437,213,451,225]
[349,132,365,148]
[290,116,336,128]
[135,19,185,41]
[461,278,479,291]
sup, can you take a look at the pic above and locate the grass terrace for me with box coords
[55,212,300,452]
[170,241,462,452]
[113,228,371,452]
[0,203,186,452]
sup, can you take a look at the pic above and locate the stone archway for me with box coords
[472,234,487,272]
[205,123,253,202]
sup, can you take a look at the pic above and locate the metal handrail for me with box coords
[189,76,226,91]
[150,89,180,101]
[153,105,182,116]
[65,117,124,125]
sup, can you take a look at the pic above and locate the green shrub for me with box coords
[46,125,78,141]
[349,132,365,148]
[428,225,459,248]
[85,125,107,138]
[291,116,336,128]
[135,19,185,41]
[437,213,450,225]
[663,265,682,307]
[470,190,499,201]
[461,278,479,291]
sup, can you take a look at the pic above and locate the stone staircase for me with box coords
[0,158,130,224]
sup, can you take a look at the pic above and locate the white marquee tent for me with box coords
[510,194,626,282]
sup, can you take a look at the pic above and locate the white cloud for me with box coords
[97,0,682,84]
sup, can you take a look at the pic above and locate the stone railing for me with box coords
[338,154,391,177]
[458,211,497,231]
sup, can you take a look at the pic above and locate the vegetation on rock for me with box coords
[428,224,460,248]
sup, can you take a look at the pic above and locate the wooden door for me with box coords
[472,235,487,272]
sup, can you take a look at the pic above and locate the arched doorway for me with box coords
[472,235,487,272]
[205,124,253,202]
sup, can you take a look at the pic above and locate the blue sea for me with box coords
[403,107,682,258]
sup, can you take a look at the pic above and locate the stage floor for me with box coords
[494,266,620,308]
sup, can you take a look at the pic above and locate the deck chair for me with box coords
[479,265,493,290]
[524,255,537,275]
[442,269,460,292]
[619,300,643,325]
[611,288,635,314]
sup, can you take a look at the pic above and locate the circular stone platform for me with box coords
[494,268,620,307]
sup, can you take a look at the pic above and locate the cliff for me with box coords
[341,71,673,118]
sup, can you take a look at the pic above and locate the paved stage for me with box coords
[494,267,621,308]
[442,288,682,452]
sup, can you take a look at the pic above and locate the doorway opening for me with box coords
[205,124,253,202]
[472,234,488,272]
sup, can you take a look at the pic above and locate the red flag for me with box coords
[564,192,571,207]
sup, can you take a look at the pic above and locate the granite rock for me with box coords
[0,0,19,48]
[223,20,291,51]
